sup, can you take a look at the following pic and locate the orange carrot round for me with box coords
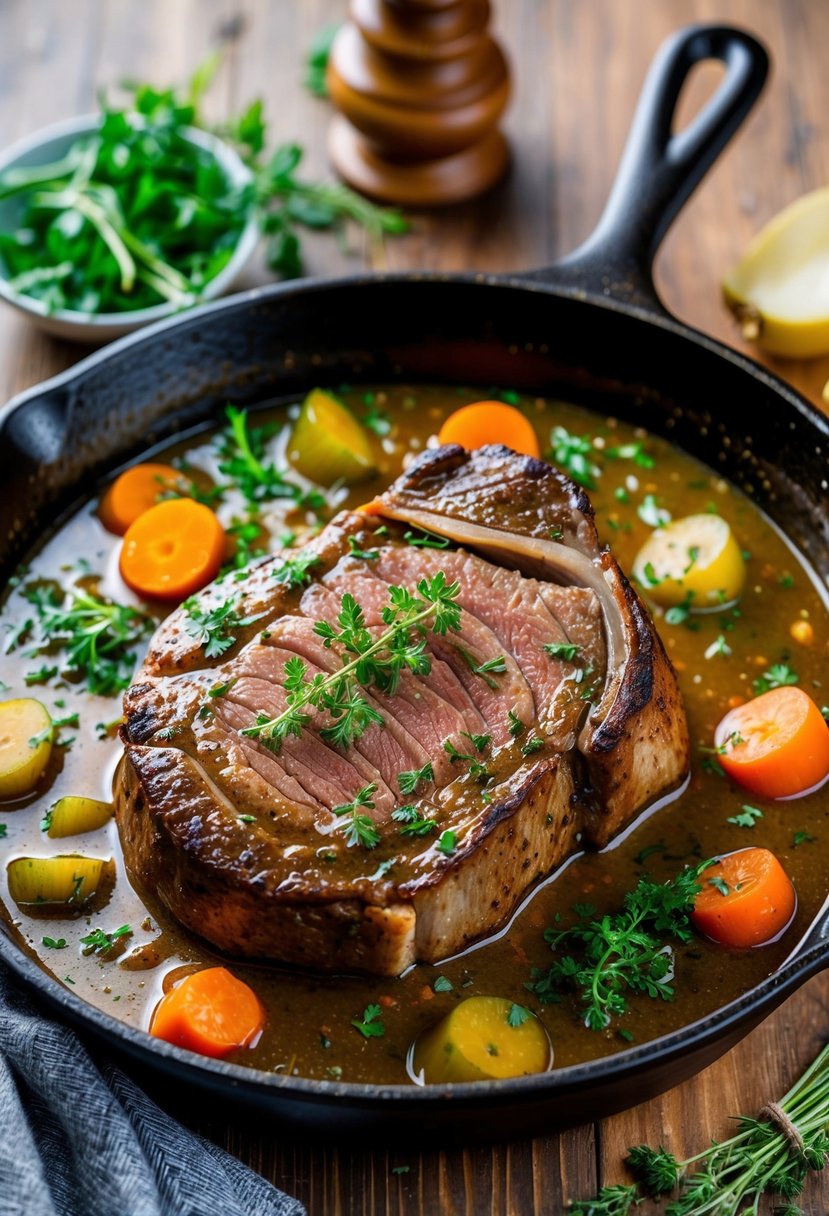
[149,966,266,1058]
[692,848,796,948]
[714,686,829,799]
[99,463,181,535]
[437,401,541,459]
[119,498,225,601]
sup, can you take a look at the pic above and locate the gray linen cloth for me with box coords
[0,962,305,1216]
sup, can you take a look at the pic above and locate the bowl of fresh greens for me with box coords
[0,107,259,342]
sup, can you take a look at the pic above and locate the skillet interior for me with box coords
[1,271,828,1141]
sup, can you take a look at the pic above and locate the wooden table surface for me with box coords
[2,1,829,1212]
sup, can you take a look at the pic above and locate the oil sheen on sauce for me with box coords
[1,385,827,1086]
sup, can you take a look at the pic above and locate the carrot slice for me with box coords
[714,686,829,799]
[437,401,541,459]
[119,498,225,601]
[99,463,181,536]
[150,967,265,1058]
[692,847,796,948]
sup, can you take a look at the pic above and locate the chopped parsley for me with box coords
[638,494,671,528]
[547,426,600,489]
[79,924,133,954]
[753,663,798,696]
[506,1003,531,1027]
[41,936,67,950]
[19,583,151,695]
[351,1003,385,1038]
[272,550,322,588]
[433,975,453,993]
[727,805,763,829]
[437,830,457,856]
[543,642,581,661]
[183,596,263,658]
[455,644,507,689]
[403,528,450,550]
[347,536,379,561]
[397,762,435,796]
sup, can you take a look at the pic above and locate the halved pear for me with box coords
[723,188,829,358]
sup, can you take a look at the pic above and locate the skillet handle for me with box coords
[524,24,769,314]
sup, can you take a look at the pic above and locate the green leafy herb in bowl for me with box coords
[0,106,257,341]
[0,60,407,342]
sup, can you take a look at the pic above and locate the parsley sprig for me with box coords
[217,405,318,508]
[570,1039,829,1215]
[530,863,711,1030]
[351,1003,385,1039]
[242,573,461,751]
[332,784,380,849]
[183,595,263,658]
[19,583,151,695]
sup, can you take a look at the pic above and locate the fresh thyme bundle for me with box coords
[570,1040,829,1215]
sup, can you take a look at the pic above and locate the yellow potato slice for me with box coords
[46,796,113,839]
[633,514,745,608]
[0,698,53,799]
[289,388,377,486]
[412,996,552,1084]
[7,855,109,907]
[723,188,829,357]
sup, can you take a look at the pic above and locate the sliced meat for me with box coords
[116,444,689,977]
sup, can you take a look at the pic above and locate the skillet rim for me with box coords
[2,267,829,1111]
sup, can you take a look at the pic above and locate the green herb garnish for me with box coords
[79,924,132,955]
[753,663,798,695]
[403,528,451,550]
[351,1003,385,1039]
[271,549,322,589]
[506,1003,531,1027]
[243,575,460,751]
[727,805,763,829]
[304,24,340,97]
[20,583,150,696]
[332,784,381,849]
[543,642,581,661]
[183,595,262,658]
[455,644,507,689]
[437,830,457,857]
[547,426,600,489]
[397,763,435,796]
[530,862,711,1030]
[570,1038,829,1215]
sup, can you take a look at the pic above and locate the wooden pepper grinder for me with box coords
[327,0,510,207]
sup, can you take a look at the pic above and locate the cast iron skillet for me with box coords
[2,25,828,1141]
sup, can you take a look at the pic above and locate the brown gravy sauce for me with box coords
[1,385,827,1085]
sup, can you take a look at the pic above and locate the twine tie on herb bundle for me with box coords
[758,1099,807,1156]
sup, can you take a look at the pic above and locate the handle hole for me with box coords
[671,61,727,137]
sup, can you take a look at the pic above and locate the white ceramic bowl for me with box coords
[0,114,260,343]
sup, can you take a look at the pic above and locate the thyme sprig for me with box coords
[570,1040,829,1215]
[530,863,712,1031]
[242,573,461,751]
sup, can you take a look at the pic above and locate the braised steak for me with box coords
[115,445,689,976]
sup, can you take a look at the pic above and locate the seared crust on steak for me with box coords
[115,445,689,975]
[370,445,690,842]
